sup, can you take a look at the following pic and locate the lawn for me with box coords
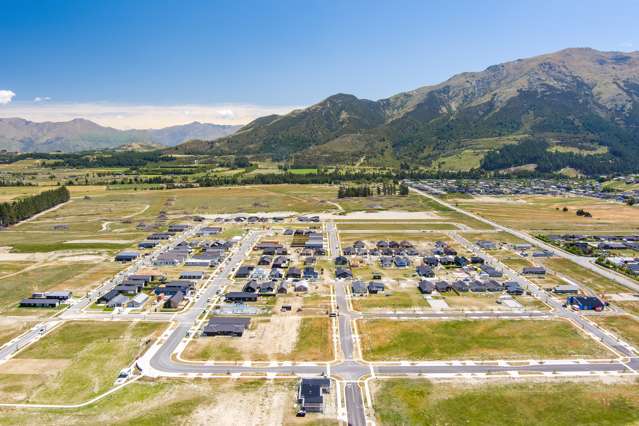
[351,291,428,312]
[0,321,165,404]
[462,231,527,245]
[542,258,631,294]
[358,319,610,361]
[338,193,451,213]
[592,315,639,348]
[373,379,639,426]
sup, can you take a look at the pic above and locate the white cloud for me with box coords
[0,101,299,129]
[0,90,16,105]
[33,96,52,103]
[620,41,634,49]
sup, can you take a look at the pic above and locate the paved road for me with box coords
[410,183,639,293]
[344,382,366,426]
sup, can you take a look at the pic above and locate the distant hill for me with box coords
[0,118,241,153]
[173,48,639,174]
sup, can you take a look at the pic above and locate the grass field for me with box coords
[0,378,337,425]
[455,195,639,233]
[339,232,450,246]
[541,258,630,294]
[0,321,165,404]
[337,223,458,231]
[373,379,639,426]
[351,291,428,311]
[358,319,610,361]
[0,263,100,314]
[462,231,527,245]
[592,315,639,348]
[338,193,451,213]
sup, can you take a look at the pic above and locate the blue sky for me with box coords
[0,0,638,128]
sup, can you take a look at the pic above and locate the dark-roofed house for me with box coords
[416,264,434,277]
[269,268,284,280]
[505,282,524,295]
[107,294,130,308]
[98,290,120,304]
[44,291,72,300]
[335,256,349,266]
[423,256,439,266]
[479,264,503,278]
[452,280,469,292]
[298,378,331,413]
[435,281,450,293]
[258,255,273,266]
[418,280,435,294]
[234,265,255,278]
[567,296,605,311]
[394,256,410,268]
[335,268,352,279]
[303,267,319,280]
[287,267,302,279]
[225,292,258,303]
[164,291,184,309]
[20,298,60,308]
[202,317,251,337]
[277,282,288,294]
[138,241,158,249]
[259,281,275,294]
[272,256,290,269]
[168,224,189,233]
[242,280,259,293]
[476,240,497,250]
[351,280,367,295]
[114,284,142,295]
[180,271,205,280]
[115,251,139,262]
[368,281,385,294]
[522,266,546,275]
[485,280,503,292]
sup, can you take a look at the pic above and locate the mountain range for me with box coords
[173,48,639,174]
[0,118,240,152]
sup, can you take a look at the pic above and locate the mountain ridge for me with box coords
[0,118,241,152]
[172,47,639,173]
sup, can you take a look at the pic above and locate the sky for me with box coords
[1,0,638,129]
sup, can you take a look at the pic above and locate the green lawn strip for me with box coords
[351,291,427,311]
[373,379,639,426]
[289,317,333,361]
[2,321,164,404]
[358,319,610,361]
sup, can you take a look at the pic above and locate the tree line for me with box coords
[337,183,409,198]
[0,186,70,226]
